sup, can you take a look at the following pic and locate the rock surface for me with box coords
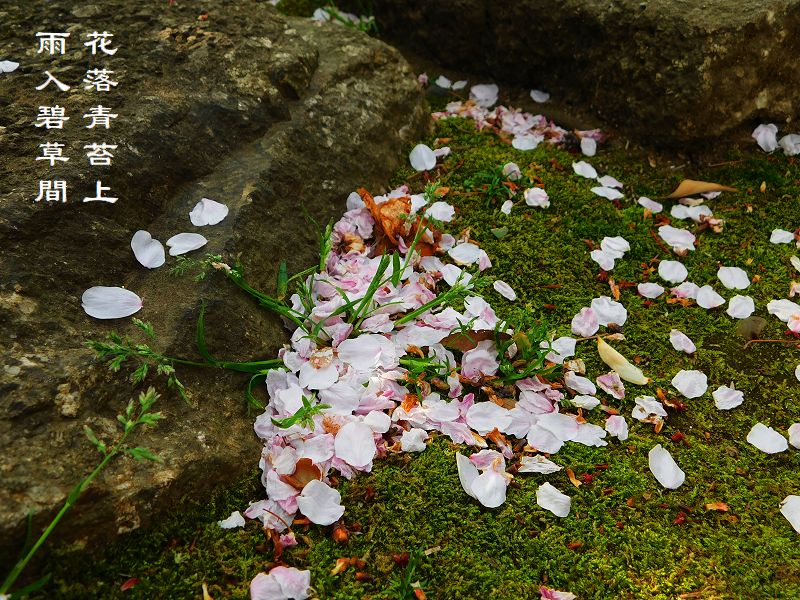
[0,0,427,561]
[357,0,800,146]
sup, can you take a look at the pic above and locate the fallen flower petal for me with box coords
[604,415,629,441]
[572,161,598,179]
[753,124,779,152]
[82,286,143,319]
[130,230,165,269]
[190,197,229,226]
[696,285,725,309]
[780,496,800,533]
[590,296,627,326]
[669,329,696,354]
[746,423,788,454]
[519,455,562,474]
[770,229,795,244]
[717,266,750,290]
[250,566,311,600]
[218,510,245,529]
[638,196,663,213]
[493,280,517,301]
[296,480,345,526]
[166,232,208,256]
[788,423,800,449]
[409,144,437,171]
[469,83,499,108]
[658,260,688,284]
[513,134,544,151]
[780,134,800,156]
[524,187,550,207]
[712,385,744,410]
[580,137,597,156]
[334,421,376,468]
[400,428,428,452]
[530,89,550,103]
[571,307,599,337]
[0,59,20,73]
[536,482,571,517]
[671,369,707,398]
[727,295,755,319]
[637,282,665,298]
[658,225,695,252]
[591,186,623,200]
[648,444,685,489]
[456,453,479,500]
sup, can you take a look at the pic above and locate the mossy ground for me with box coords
[31,75,800,600]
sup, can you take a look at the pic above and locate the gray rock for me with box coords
[0,0,427,562]
[356,0,800,146]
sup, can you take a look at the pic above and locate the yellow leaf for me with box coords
[666,179,737,198]
[705,502,729,512]
[597,338,650,385]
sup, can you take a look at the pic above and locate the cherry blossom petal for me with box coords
[500,199,513,215]
[81,286,143,319]
[130,230,165,268]
[768,299,800,322]
[461,340,500,381]
[596,372,625,399]
[166,232,207,256]
[530,89,550,103]
[637,282,665,298]
[671,369,708,398]
[536,482,571,517]
[466,402,511,435]
[604,415,629,441]
[519,455,562,474]
[572,161,598,179]
[770,229,795,244]
[0,60,20,73]
[334,421,376,468]
[189,197,229,226]
[469,83,499,107]
[671,281,699,299]
[721,296,753,321]
[712,385,744,410]
[590,249,615,271]
[658,260,688,283]
[452,80,468,90]
[669,329,696,354]
[434,75,452,89]
[590,296,627,326]
[717,266,750,290]
[513,134,543,151]
[296,480,344,526]
[572,395,600,409]
[580,137,596,156]
[658,225,695,252]
[424,201,455,222]
[638,196,663,212]
[456,453,479,500]
[648,444,685,489]
[409,144,436,171]
[752,123,779,152]
[696,285,725,309]
[337,334,398,371]
[524,187,549,207]
[747,423,788,453]
[471,469,508,508]
[400,428,428,452]
[298,361,338,390]
[781,496,800,533]
[571,307,599,337]
[789,424,800,449]
[542,336,576,364]
[600,236,630,258]
[217,510,245,529]
[565,371,596,395]
[780,134,800,156]
[493,280,517,300]
[632,395,667,421]
[591,186,623,200]
[502,162,522,180]
[363,410,391,433]
[527,425,564,454]
[448,242,482,265]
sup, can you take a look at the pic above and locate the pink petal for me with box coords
[596,372,625,399]
[604,415,629,440]
[752,123,779,152]
[334,421,376,468]
[493,280,517,301]
[519,455,562,474]
[81,286,143,319]
[571,307,599,337]
[400,428,428,452]
[524,187,549,207]
[669,329,696,354]
[638,196,663,212]
[572,161,597,179]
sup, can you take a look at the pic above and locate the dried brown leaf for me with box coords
[666,179,737,199]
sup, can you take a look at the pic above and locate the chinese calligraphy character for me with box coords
[36,32,70,55]
[84,31,118,56]
[82,105,118,129]
[34,180,67,203]
[35,142,69,166]
[34,105,69,129]
[83,180,118,203]
[35,71,70,92]
[82,68,118,92]
[84,143,117,166]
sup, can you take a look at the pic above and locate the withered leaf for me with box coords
[441,330,512,353]
[666,179,737,199]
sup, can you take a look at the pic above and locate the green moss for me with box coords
[34,104,800,599]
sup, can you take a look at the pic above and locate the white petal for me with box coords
[0,60,20,73]
[512,135,543,151]
[166,232,207,256]
[768,299,800,322]
[526,425,563,454]
[669,329,696,354]
[598,175,623,189]
[638,197,663,213]
[780,134,800,156]
[671,369,708,398]
[524,187,549,207]
[409,144,437,171]
[796,365,800,382]
[536,482,571,517]
[637,283,665,298]
[770,229,795,244]
[130,230,165,269]
[658,260,688,284]
[726,295,754,319]
[298,361,338,390]
[572,394,600,409]
[571,307,599,337]
[493,280,517,301]
[466,402,511,435]
[400,428,428,452]
[448,242,482,265]
[337,334,398,371]
[296,480,344,526]
[658,225,695,252]
[781,496,800,533]
[746,423,788,454]
[500,200,513,215]
[424,201,455,222]
[217,510,245,529]
[789,424,800,449]
[81,286,143,319]
[564,372,596,395]
[671,281,700,299]
[572,161,598,179]
[189,197,229,226]
[591,186,624,200]
[537,411,580,441]
[542,336,577,364]
[452,80,468,90]
[364,410,391,433]
[752,123,779,152]
[334,421,376,467]
[530,89,550,103]
[590,296,627,326]
[456,453,479,499]
[519,455,562,474]
[648,444,685,489]
[696,285,725,309]
[604,415,629,441]
[600,236,630,258]
[469,83,499,107]
[435,75,452,89]
[717,266,750,290]
[590,249,616,271]
[712,385,744,410]
[471,469,508,508]
[580,137,597,156]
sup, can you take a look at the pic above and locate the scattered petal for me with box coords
[409,144,436,171]
[789,424,800,449]
[296,480,345,526]
[781,496,800,533]
[604,415,629,441]
[658,225,695,252]
[166,233,208,256]
[493,280,517,301]
[717,266,750,290]
[669,329,696,354]
[596,372,625,399]
[780,134,800,156]
[513,135,543,151]
[519,455,562,474]
[637,282,665,298]
[671,369,708,398]
[456,453,479,500]
[424,201,455,222]
[770,229,795,244]
[580,137,596,156]
[658,260,688,284]
[130,230,165,269]
[82,286,143,319]
[727,295,755,319]
[536,482,571,517]
[524,187,550,207]
[747,423,788,453]
[400,428,428,452]
[696,285,725,309]
[638,197,663,213]
[334,421,376,468]
[590,296,627,326]
[648,444,685,489]
[189,197,229,226]
[572,161,597,179]
[591,186,624,200]
[469,83,499,108]
[571,307,599,337]
[500,200,513,215]
[0,60,20,73]
[712,385,744,410]
[217,510,245,529]
[752,124,779,152]
[530,89,550,103]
